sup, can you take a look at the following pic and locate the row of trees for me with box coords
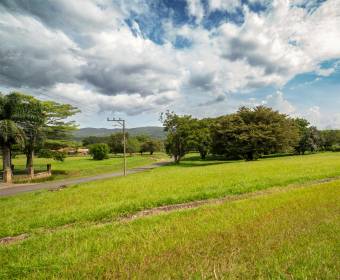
[161,106,340,163]
[0,92,78,181]
[83,133,163,157]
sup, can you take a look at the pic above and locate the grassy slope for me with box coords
[1,153,340,237]
[1,153,166,182]
[0,180,339,279]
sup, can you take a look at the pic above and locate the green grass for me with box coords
[0,179,339,279]
[1,153,167,182]
[1,152,340,239]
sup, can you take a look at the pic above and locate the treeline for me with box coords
[161,106,340,163]
[0,92,78,181]
[82,133,163,156]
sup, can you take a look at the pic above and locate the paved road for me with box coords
[0,161,170,197]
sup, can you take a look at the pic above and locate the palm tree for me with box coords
[0,120,23,166]
[0,93,25,182]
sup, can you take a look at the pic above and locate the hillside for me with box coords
[73,126,165,139]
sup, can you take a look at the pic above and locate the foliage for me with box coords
[37,149,54,158]
[0,93,26,170]
[37,149,66,161]
[89,143,110,160]
[42,101,80,140]
[0,92,79,176]
[161,111,194,163]
[331,144,340,152]
[188,118,212,159]
[127,137,140,154]
[207,106,298,160]
[140,139,162,155]
[162,107,300,162]
[82,136,110,147]
[43,139,79,150]
[52,151,67,162]
[294,118,322,154]
[108,132,127,154]
[320,130,340,150]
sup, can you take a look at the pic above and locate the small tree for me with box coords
[293,118,322,154]
[89,143,109,160]
[161,111,194,163]
[108,132,127,154]
[127,137,140,155]
[189,119,212,160]
[141,139,161,155]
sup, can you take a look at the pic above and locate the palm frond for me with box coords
[0,119,25,146]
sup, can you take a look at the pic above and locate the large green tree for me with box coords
[212,106,299,160]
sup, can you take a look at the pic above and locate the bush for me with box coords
[38,149,67,161]
[89,143,110,160]
[331,145,340,152]
[38,149,54,158]
[53,151,67,162]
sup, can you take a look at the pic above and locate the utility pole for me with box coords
[107,117,127,176]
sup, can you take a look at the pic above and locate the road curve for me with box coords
[0,161,170,197]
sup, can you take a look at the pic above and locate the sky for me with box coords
[0,0,339,129]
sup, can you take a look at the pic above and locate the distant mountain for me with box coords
[73,126,165,140]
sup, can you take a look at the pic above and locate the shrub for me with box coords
[89,143,110,160]
[331,145,340,152]
[38,149,54,158]
[53,151,67,162]
[38,149,67,161]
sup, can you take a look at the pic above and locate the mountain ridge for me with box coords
[73,126,165,139]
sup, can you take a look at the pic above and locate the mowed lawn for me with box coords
[0,152,340,278]
[0,153,167,182]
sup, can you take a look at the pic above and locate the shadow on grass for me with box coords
[167,155,236,168]
[168,152,314,168]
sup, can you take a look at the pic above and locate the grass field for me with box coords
[0,153,167,182]
[0,152,339,278]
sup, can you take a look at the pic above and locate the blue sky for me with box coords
[0,0,339,128]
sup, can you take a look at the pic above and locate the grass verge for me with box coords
[1,153,340,237]
[1,153,167,183]
[0,179,339,279]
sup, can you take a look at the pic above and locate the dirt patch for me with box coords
[0,234,29,245]
[49,185,68,192]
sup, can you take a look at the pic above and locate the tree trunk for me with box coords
[246,151,254,161]
[26,149,34,177]
[2,144,12,183]
[199,149,207,160]
[2,144,11,170]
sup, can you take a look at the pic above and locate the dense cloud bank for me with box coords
[0,0,339,125]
